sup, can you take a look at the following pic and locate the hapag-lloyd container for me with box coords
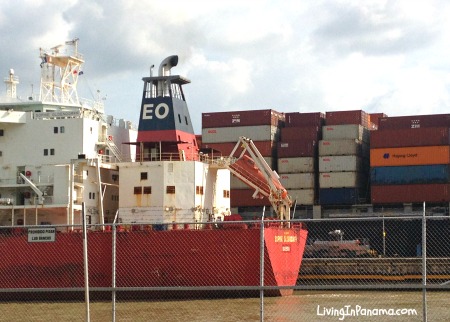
[325,110,370,127]
[322,124,370,143]
[277,140,317,158]
[279,173,315,189]
[371,184,450,204]
[319,139,369,157]
[202,109,284,128]
[287,189,315,205]
[319,172,366,188]
[202,125,279,143]
[378,113,450,130]
[277,157,315,173]
[371,165,450,185]
[370,127,450,148]
[370,146,450,167]
[284,112,325,127]
[280,126,321,141]
[319,155,364,172]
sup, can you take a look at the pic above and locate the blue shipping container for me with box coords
[371,165,450,185]
[319,188,365,205]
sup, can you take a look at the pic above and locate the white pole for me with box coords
[112,210,119,322]
[422,201,427,322]
[259,206,265,322]
[82,202,90,322]
[382,214,386,256]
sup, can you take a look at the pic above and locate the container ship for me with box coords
[0,40,308,298]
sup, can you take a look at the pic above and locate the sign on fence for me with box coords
[27,228,56,242]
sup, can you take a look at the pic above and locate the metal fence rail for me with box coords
[0,213,449,321]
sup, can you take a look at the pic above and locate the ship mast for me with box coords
[4,69,19,99]
[39,38,84,105]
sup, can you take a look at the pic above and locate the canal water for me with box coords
[144,291,448,322]
[1,290,448,321]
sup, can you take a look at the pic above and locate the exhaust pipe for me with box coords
[157,55,178,97]
[159,55,178,76]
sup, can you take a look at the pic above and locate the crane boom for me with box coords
[225,137,292,221]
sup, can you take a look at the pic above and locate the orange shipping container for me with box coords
[370,146,450,167]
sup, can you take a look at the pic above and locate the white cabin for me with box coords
[0,40,137,228]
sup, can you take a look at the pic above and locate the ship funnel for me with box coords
[159,55,178,76]
[138,55,197,160]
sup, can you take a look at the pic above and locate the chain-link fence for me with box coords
[0,212,449,321]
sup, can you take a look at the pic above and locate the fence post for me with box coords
[112,211,119,322]
[82,202,90,322]
[260,206,265,322]
[112,222,117,322]
[422,201,428,322]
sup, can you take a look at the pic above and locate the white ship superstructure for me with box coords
[0,39,137,227]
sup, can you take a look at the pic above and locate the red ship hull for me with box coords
[0,225,307,299]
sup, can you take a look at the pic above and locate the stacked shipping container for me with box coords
[201,109,285,207]
[201,108,450,209]
[277,112,324,205]
[319,111,371,205]
[370,115,450,204]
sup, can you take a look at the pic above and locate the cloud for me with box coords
[1,0,450,133]
[313,1,441,57]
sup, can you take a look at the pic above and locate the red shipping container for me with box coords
[202,141,276,157]
[202,109,284,128]
[195,135,202,148]
[277,140,317,158]
[371,184,450,204]
[284,112,325,127]
[370,127,450,148]
[369,113,387,128]
[280,126,321,141]
[326,110,370,127]
[378,113,450,130]
[231,189,271,207]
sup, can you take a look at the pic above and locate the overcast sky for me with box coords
[1,0,449,133]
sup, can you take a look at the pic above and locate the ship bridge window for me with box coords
[166,186,176,194]
[143,186,152,194]
[54,127,58,133]
[140,172,148,180]
[134,187,142,195]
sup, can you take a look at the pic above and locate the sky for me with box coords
[1,0,450,134]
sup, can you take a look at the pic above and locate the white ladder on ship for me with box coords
[105,139,125,162]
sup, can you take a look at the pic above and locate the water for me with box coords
[0,291,448,321]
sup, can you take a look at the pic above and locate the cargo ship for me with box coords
[0,41,308,298]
